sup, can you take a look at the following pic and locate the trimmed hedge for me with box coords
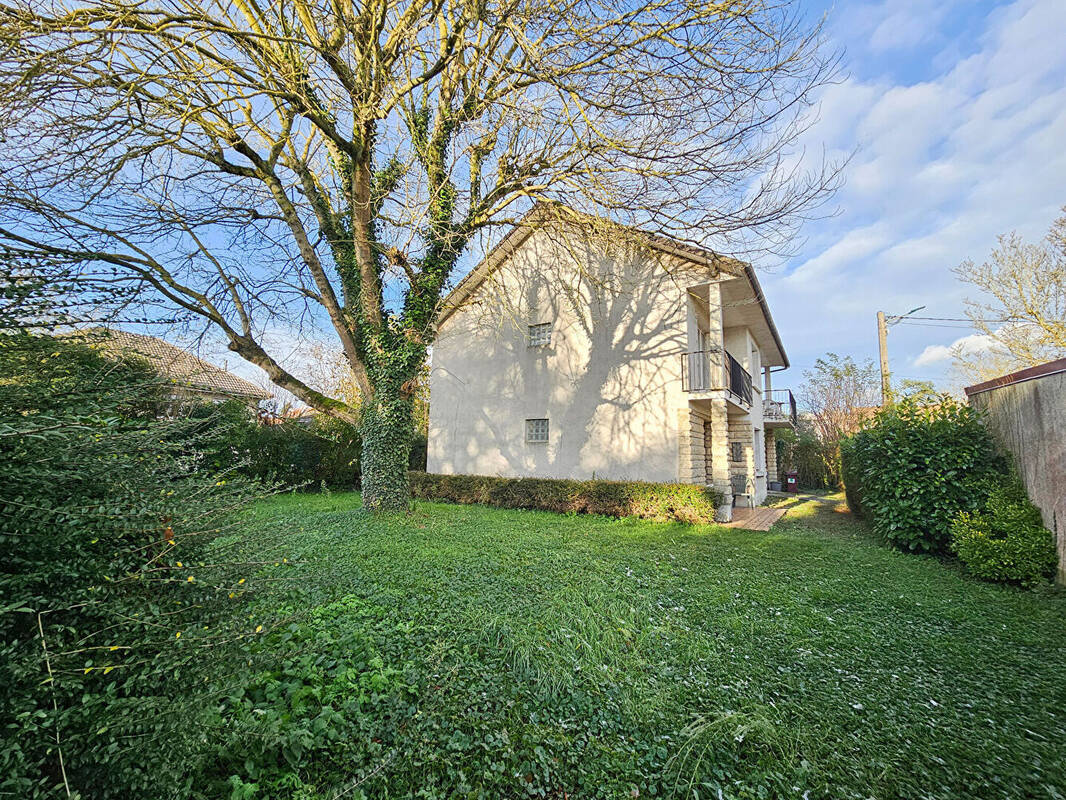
[410,472,726,524]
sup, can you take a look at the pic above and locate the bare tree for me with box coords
[952,208,1066,382]
[799,353,880,487]
[0,0,839,509]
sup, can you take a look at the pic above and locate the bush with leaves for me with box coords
[775,424,834,490]
[0,333,272,799]
[411,472,725,524]
[190,400,367,489]
[839,395,1006,553]
[838,435,865,517]
[950,479,1056,587]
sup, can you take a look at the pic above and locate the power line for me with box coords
[892,315,1001,325]
[895,321,977,329]
[895,317,1065,329]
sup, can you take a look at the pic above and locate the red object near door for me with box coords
[785,471,799,493]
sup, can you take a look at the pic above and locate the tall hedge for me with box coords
[194,403,427,491]
[0,333,267,798]
[839,395,1006,553]
[410,472,726,525]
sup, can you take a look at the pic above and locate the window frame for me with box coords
[528,322,552,347]
[525,418,550,443]
[730,440,744,463]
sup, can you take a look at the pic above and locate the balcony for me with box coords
[764,389,797,426]
[680,349,753,407]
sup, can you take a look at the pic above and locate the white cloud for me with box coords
[763,0,1066,387]
[914,333,1000,367]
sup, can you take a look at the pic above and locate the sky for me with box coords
[762,0,1066,392]
[193,0,1066,402]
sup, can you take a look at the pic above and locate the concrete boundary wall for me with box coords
[966,358,1066,584]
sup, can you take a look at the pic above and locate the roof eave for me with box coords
[435,205,789,370]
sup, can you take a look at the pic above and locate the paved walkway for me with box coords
[766,490,841,505]
[722,505,788,531]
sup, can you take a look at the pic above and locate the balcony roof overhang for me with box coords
[718,263,788,369]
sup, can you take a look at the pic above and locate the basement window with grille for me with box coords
[526,418,549,443]
[528,322,552,347]
[730,441,744,462]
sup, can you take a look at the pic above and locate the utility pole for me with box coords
[877,310,891,406]
[877,306,924,407]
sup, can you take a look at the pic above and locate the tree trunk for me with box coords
[360,391,414,512]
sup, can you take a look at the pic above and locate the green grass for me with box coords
[211,492,1066,799]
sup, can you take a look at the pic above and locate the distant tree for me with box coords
[798,353,881,487]
[952,208,1066,382]
[895,378,939,403]
[775,422,832,489]
[0,0,839,510]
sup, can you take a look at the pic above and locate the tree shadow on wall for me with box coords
[432,223,707,481]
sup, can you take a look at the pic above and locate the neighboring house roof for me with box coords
[75,329,270,401]
[964,358,1066,397]
[438,203,789,368]
[261,406,317,425]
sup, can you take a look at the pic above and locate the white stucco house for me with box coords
[426,206,797,522]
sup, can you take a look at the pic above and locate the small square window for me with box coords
[526,418,549,443]
[528,322,552,347]
[730,441,744,462]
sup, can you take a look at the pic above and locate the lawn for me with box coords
[212,492,1066,799]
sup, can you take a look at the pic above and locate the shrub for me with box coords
[839,395,1005,553]
[196,404,426,491]
[950,479,1057,587]
[838,436,865,518]
[410,472,725,524]
[776,424,835,490]
[0,333,267,799]
[193,401,364,489]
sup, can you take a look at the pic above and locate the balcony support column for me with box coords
[708,397,733,521]
[677,408,706,485]
[701,282,723,377]
[765,428,778,484]
[685,290,702,353]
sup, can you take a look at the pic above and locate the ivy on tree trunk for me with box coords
[360,391,414,512]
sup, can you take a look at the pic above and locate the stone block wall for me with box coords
[677,408,706,485]
[727,417,754,503]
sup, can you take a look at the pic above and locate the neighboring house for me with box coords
[77,328,270,406]
[262,406,318,426]
[427,206,797,521]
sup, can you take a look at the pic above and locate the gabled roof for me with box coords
[438,203,789,368]
[76,329,270,401]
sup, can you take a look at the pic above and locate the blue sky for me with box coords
[762,0,1066,391]
[199,0,1066,400]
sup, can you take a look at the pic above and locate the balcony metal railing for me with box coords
[680,349,753,406]
[725,351,754,406]
[681,349,715,392]
[764,389,798,425]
